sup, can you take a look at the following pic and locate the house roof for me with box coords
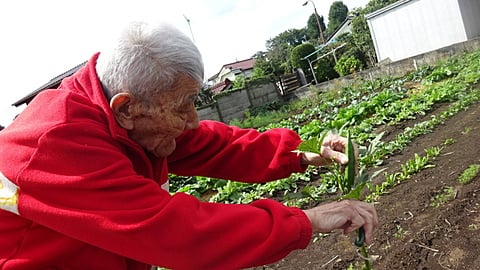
[223,58,255,71]
[210,78,232,94]
[208,58,256,81]
[13,62,86,107]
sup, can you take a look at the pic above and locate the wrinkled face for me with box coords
[128,75,200,157]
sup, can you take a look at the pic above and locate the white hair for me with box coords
[96,21,204,104]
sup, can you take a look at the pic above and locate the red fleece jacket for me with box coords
[0,53,312,270]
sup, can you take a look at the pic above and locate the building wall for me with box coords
[217,68,235,84]
[459,0,480,39]
[367,0,469,62]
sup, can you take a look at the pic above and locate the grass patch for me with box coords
[458,164,480,184]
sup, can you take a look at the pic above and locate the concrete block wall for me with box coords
[196,103,221,122]
[249,83,280,107]
[197,82,281,123]
[216,89,251,123]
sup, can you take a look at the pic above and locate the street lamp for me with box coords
[303,0,325,44]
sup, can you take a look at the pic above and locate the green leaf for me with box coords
[344,131,356,193]
[297,132,327,154]
[342,182,366,200]
[297,137,321,154]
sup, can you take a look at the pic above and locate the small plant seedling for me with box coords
[393,225,409,239]
[443,138,456,145]
[462,127,472,135]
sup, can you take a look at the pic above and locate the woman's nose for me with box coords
[185,109,199,130]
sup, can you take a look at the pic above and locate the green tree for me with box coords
[290,43,316,74]
[364,0,399,13]
[306,13,326,42]
[251,51,273,78]
[267,28,308,48]
[327,1,349,37]
[265,28,308,75]
[232,75,246,89]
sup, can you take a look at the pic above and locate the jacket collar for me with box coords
[60,53,138,148]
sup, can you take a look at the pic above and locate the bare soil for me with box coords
[256,98,480,269]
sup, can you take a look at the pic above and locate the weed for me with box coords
[430,186,456,207]
[393,225,409,239]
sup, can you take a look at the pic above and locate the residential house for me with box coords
[366,0,480,63]
[207,58,255,94]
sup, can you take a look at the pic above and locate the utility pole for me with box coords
[183,14,195,43]
[303,0,325,44]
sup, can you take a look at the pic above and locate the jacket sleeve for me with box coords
[15,121,312,269]
[168,120,307,182]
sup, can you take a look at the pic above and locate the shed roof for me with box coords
[365,0,413,19]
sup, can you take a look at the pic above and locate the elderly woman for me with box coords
[0,22,377,269]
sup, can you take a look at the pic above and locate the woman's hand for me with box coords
[300,133,358,167]
[303,200,378,245]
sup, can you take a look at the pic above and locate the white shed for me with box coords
[366,0,480,63]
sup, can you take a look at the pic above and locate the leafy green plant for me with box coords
[423,66,457,83]
[400,153,434,179]
[334,55,364,76]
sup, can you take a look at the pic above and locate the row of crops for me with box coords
[170,50,480,208]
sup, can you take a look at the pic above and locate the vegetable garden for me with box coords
[171,50,480,269]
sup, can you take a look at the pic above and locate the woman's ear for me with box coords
[110,93,135,130]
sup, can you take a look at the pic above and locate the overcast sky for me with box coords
[0,0,369,127]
